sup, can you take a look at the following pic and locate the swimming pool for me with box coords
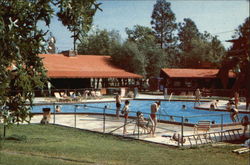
[31,100,245,124]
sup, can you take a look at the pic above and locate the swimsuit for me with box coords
[150,114,156,119]
[116,103,121,108]
[124,113,128,119]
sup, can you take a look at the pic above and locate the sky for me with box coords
[43,0,250,52]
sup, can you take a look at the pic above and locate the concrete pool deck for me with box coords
[30,114,248,147]
[195,100,250,113]
[30,95,249,147]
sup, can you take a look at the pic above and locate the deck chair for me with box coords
[90,90,98,99]
[95,91,102,99]
[54,92,66,102]
[133,111,153,135]
[194,120,211,135]
[60,92,72,101]
[69,91,80,101]
[120,88,126,97]
[83,90,89,99]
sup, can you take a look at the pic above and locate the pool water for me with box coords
[31,100,245,124]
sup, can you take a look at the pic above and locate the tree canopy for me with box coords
[56,0,101,51]
[177,18,225,68]
[0,0,98,126]
[218,17,250,93]
[178,18,200,53]
[77,28,121,55]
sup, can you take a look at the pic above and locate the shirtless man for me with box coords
[195,88,201,106]
[150,101,161,137]
[115,94,121,118]
[234,92,239,109]
[230,108,239,122]
[122,100,130,135]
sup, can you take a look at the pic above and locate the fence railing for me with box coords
[31,102,244,147]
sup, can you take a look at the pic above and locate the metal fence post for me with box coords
[74,105,77,128]
[181,116,184,147]
[137,114,140,139]
[103,105,107,133]
[53,103,56,124]
[221,114,223,141]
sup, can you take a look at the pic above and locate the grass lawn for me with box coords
[0,124,248,165]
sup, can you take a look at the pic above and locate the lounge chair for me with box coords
[83,90,89,99]
[194,120,211,135]
[69,91,80,101]
[54,92,67,102]
[90,90,98,99]
[60,92,72,101]
[95,91,102,99]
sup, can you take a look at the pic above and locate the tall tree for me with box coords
[151,0,177,49]
[0,0,99,128]
[126,25,156,45]
[126,25,166,77]
[56,0,101,52]
[218,17,250,93]
[77,28,121,55]
[178,18,225,69]
[178,18,200,53]
[111,41,147,77]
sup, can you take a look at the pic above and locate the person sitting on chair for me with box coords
[134,111,152,134]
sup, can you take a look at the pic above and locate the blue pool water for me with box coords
[31,100,245,124]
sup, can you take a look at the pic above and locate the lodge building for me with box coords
[40,52,142,93]
[160,68,236,96]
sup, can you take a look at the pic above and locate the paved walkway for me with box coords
[195,100,250,113]
[31,95,249,147]
[30,114,247,147]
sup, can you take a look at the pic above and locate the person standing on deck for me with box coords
[234,91,239,109]
[195,88,201,106]
[115,94,121,119]
[230,107,239,122]
[122,100,130,135]
[150,101,161,137]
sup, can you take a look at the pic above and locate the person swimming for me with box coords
[55,105,61,112]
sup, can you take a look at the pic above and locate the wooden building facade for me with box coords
[40,53,142,91]
[160,68,236,96]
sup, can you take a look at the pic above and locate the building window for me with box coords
[173,81,181,87]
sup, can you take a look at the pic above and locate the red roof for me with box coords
[39,54,142,78]
[161,68,236,78]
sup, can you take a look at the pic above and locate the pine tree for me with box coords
[151,0,177,49]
